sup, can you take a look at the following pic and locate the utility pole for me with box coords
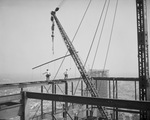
[136,0,150,119]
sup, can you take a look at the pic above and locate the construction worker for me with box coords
[43,69,51,82]
[64,69,68,79]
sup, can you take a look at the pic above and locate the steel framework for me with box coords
[136,0,150,119]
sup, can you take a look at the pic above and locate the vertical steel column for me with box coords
[81,81,83,96]
[52,83,56,120]
[135,81,137,100]
[71,82,74,108]
[115,80,118,120]
[64,81,68,120]
[136,0,149,119]
[20,88,23,120]
[41,86,43,119]
[86,84,89,117]
[112,79,115,119]
[65,81,68,109]
[109,80,111,98]
[21,92,29,120]
[21,92,26,120]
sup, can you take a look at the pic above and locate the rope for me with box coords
[91,0,110,70]
[102,0,119,72]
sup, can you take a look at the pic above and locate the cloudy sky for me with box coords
[0,0,150,83]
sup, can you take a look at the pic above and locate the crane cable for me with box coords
[73,0,109,96]
[51,0,66,54]
[102,0,118,72]
[85,0,109,68]
[51,17,55,54]
[91,0,110,70]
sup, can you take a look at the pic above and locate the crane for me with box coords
[51,8,109,119]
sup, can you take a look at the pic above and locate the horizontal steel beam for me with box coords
[26,92,150,111]
[0,77,139,90]
[106,108,140,114]
[0,94,21,104]
[92,77,139,81]
[0,80,66,90]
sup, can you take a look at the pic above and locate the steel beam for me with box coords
[93,77,139,81]
[0,80,66,90]
[26,92,150,111]
[136,0,150,119]
[0,77,140,90]
[0,94,21,104]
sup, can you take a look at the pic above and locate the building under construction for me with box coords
[0,0,150,120]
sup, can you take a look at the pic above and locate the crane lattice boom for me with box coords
[51,8,109,119]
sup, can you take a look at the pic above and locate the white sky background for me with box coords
[0,0,150,83]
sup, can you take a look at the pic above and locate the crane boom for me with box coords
[51,8,108,119]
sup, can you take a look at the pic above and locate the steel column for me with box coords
[136,0,149,119]
[52,83,56,120]
[41,86,43,119]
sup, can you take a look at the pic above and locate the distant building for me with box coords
[81,69,109,118]
[88,69,109,98]
[88,69,109,77]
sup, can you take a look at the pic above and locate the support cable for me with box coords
[84,0,108,67]
[91,0,110,70]
[73,0,108,97]
[102,0,118,72]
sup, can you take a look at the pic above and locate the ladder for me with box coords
[51,9,108,119]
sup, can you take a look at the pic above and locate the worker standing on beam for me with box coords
[64,69,68,79]
[43,69,51,82]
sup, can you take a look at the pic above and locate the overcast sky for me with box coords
[0,0,150,83]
